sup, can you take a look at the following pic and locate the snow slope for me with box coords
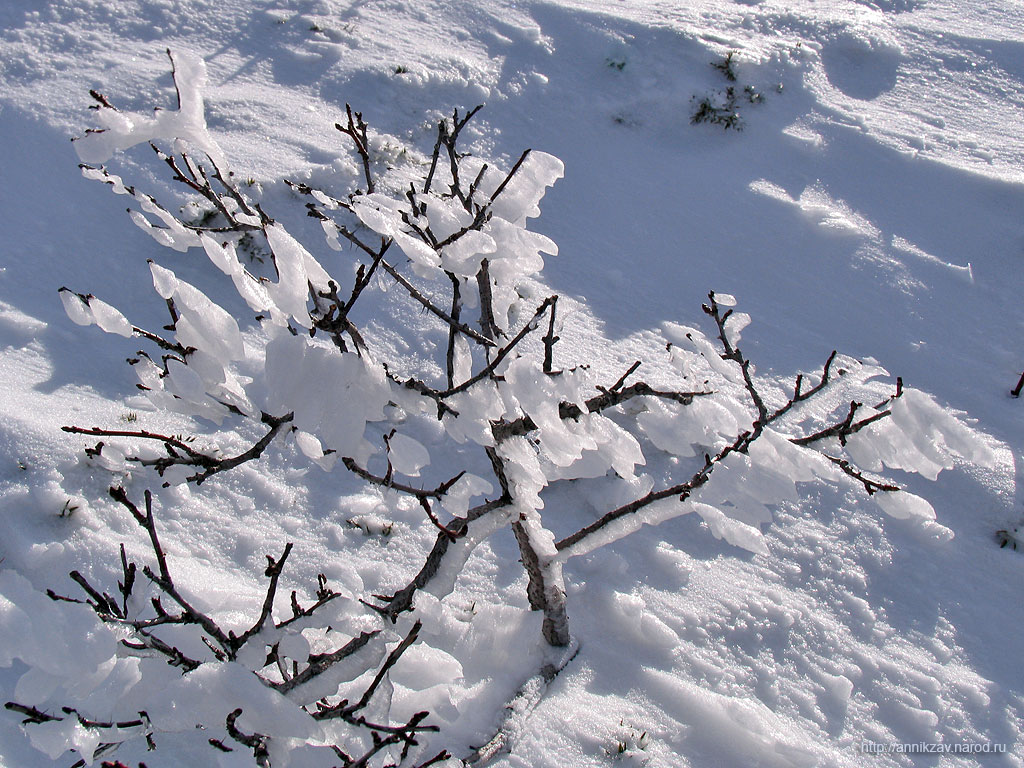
[1,0,1023,766]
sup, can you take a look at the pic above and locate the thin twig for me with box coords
[823,455,900,495]
[446,272,462,389]
[273,631,378,695]
[225,709,271,768]
[542,295,559,374]
[231,543,293,649]
[337,105,374,193]
[438,296,556,398]
[703,292,768,437]
[341,457,466,501]
[476,259,502,341]
[765,350,839,425]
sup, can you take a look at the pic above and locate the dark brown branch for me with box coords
[208,162,265,224]
[491,381,710,442]
[68,570,120,617]
[542,295,559,374]
[703,292,768,434]
[467,163,488,202]
[230,544,293,649]
[118,543,136,618]
[446,272,462,389]
[273,631,378,695]
[422,120,445,196]
[123,629,202,671]
[133,325,188,354]
[341,457,466,502]
[311,622,423,721]
[387,370,459,419]
[344,242,392,314]
[312,280,368,353]
[58,288,189,355]
[489,149,532,204]
[607,360,641,394]
[823,455,900,495]
[65,426,207,461]
[442,106,484,209]
[352,620,421,713]
[71,413,293,486]
[376,497,509,618]
[89,89,116,110]
[376,257,496,347]
[109,487,235,654]
[5,702,61,724]
[511,517,570,647]
[149,144,262,230]
[419,496,462,541]
[337,105,374,194]
[309,193,508,351]
[790,400,893,447]
[4,702,146,732]
[434,208,491,249]
[765,350,839,425]
[315,208,496,346]
[225,709,271,768]
[278,577,341,631]
[414,751,454,768]
[557,388,900,555]
[1012,371,1024,398]
[167,47,183,109]
[555,437,735,553]
[438,296,556,398]
[476,259,502,341]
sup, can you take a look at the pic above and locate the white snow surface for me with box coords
[1,1,1024,767]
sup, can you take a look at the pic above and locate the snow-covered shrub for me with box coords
[691,51,765,130]
[604,720,650,766]
[2,51,995,766]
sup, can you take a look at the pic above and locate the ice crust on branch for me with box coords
[73,50,228,174]
[18,52,999,767]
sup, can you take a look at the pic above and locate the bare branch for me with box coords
[703,292,768,433]
[489,149,531,203]
[225,709,271,768]
[476,259,502,341]
[492,380,711,442]
[64,425,207,461]
[337,105,374,194]
[789,400,895,447]
[512,515,570,647]
[273,631,378,695]
[69,413,294,487]
[542,295,559,374]
[446,272,462,389]
[438,296,556,398]
[341,457,466,503]
[231,543,293,649]
[108,487,236,654]
[765,350,839,425]
[312,622,423,721]
[376,497,509,618]
[377,257,496,347]
[352,620,421,713]
[823,455,900,495]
